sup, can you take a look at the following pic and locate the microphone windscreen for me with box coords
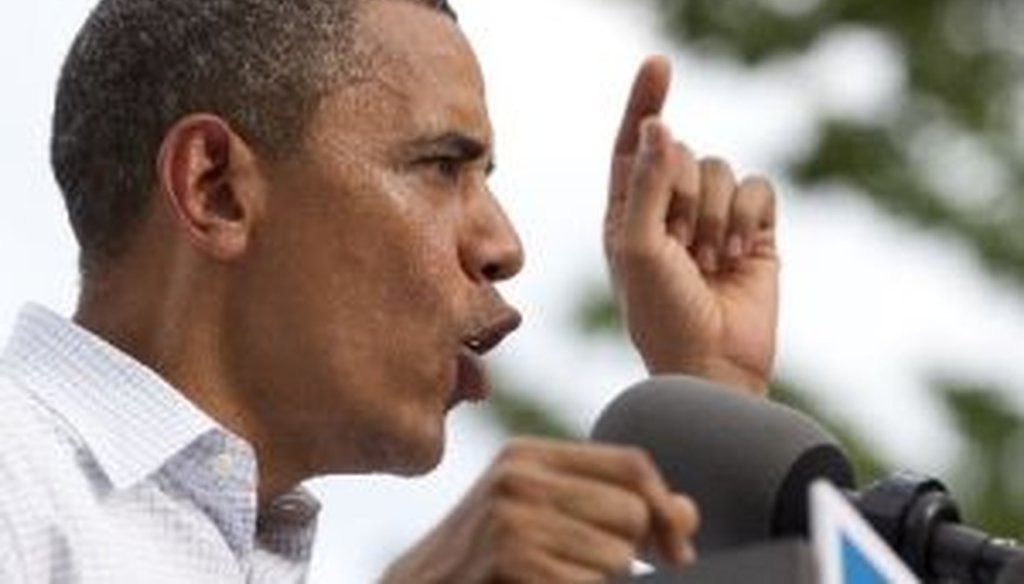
[996,555,1024,584]
[590,375,855,551]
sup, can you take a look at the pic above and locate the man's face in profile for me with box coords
[234,0,523,476]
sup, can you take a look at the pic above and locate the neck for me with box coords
[74,257,307,507]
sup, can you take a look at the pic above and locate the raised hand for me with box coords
[605,56,779,394]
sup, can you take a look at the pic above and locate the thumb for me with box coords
[623,118,676,252]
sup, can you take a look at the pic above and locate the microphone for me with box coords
[591,375,855,550]
[998,555,1024,584]
[590,375,1024,583]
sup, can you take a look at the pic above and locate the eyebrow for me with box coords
[410,131,496,174]
[407,0,458,21]
[433,0,458,21]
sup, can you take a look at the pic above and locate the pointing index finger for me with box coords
[613,55,673,157]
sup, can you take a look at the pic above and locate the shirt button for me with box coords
[213,452,234,477]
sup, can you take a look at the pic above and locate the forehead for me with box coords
[312,0,490,146]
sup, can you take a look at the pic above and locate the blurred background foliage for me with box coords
[485,0,1024,540]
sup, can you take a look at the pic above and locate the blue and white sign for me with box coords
[811,480,919,584]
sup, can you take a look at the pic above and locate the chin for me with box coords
[386,440,446,477]
[391,454,443,477]
[368,419,448,477]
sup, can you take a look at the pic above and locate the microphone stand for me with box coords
[850,471,1024,583]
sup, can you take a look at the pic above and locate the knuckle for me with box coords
[673,140,696,161]
[490,499,525,535]
[621,495,654,540]
[581,532,637,577]
[696,214,725,233]
[671,186,699,209]
[636,140,668,171]
[699,156,733,180]
[488,505,547,561]
[617,445,658,478]
[499,437,541,462]
[695,216,727,244]
[738,175,777,229]
[741,173,774,194]
[661,498,700,540]
[489,463,537,499]
[677,495,702,534]
[608,539,640,574]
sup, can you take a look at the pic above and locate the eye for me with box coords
[432,157,461,180]
[416,155,464,183]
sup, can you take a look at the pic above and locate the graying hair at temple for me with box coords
[51,0,456,272]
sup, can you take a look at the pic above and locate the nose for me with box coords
[459,190,524,283]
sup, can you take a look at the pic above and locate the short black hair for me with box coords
[51,0,456,273]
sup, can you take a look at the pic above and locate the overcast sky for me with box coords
[3,0,1024,581]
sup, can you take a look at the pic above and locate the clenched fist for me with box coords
[381,438,699,583]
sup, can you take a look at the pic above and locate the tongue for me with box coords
[455,348,489,403]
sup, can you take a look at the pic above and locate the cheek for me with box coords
[269,165,469,363]
[358,177,468,314]
[372,215,465,341]
[324,199,465,346]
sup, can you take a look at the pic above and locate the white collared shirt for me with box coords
[0,304,320,583]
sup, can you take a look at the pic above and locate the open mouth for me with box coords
[454,347,488,404]
[450,310,522,406]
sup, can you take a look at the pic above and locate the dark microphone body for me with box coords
[591,376,1024,583]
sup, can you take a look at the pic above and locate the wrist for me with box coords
[645,355,770,395]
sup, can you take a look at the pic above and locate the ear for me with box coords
[156,114,265,261]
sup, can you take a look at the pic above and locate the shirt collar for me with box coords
[2,303,218,490]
